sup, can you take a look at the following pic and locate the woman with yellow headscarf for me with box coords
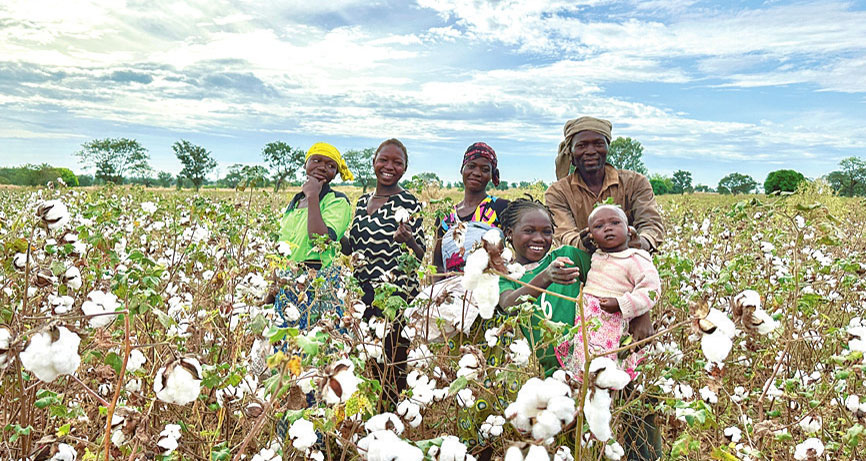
[274,142,353,332]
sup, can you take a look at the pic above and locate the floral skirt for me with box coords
[554,294,643,379]
[274,264,343,331]
[449,314,523,450]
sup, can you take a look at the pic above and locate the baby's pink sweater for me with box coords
[582,248,661,320]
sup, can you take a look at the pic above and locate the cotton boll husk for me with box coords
[584,389,613,442]
[701,330,733,363]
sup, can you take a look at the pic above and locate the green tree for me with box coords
[344,148,376,193]
[718,173,757,194]
[262,141,305,192]
[649,173,673,195]
[607,137,648,175]
[764,169,806,194]
[156,171,174,188]
[173,140,217,191]
[76,138,150,184]
[825,156,866,197]
[671,170,692,194]
[415,172,442,187]
[693,184,712,193]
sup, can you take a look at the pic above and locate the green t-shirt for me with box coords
[278,185,352,268]
[498,245,591,376]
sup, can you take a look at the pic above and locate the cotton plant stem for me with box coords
[494,270,580,305]
[103,310,131,461]
[574,289,590,459]
[70,374,111,407]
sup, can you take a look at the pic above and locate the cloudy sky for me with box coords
[2,0,865,187]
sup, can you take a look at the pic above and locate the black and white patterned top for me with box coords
[349,190,426,297]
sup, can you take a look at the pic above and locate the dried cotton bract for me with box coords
[19,326,81,382]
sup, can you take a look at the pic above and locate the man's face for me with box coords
[571,130,608,176]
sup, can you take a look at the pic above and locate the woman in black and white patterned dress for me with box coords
[347,138,425,404]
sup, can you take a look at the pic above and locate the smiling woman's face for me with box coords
[508,208,553,264]
[373,144,406,187]
[304,154,338,183]
[461,158,492,193]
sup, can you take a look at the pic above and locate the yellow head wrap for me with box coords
[306,142,354,182]
[555,116,613,180]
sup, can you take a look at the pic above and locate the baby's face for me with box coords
[589,208,629,251]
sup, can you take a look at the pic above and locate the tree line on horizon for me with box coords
[2,137,865,197]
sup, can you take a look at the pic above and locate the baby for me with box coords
[556,204,661,378]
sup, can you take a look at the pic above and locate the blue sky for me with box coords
[1,0,865,187]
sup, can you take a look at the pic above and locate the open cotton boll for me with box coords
[752,308,779,335]
[525,444,551,460]
[64,266,82,290]
[153,358,203,405]
[589,357,631,390]
[509,339,532,366]
[793,438,824,460]
[584,389,613,442]
[396,400,422,427]
[322,359,361,404]
[457,354,480,380]
[432,435,471,461]
[480,415,505,438]
[553,446,573,461]
[724,426,742,443]
[157,423,182,456]
[37,199,70,230]
[704,309,736,338]
[289,418,317,451]
[482,228,502,245]
[365,413,405,435]
[81,290,120,328]
[276,241,292,257]
[701,330,733,363]
[799,416,821,434]
[532,410,562,441]
[19,326,81,383]
[457,388,476,408]
[357,430,423,461]
[50,443,77,461]
[126,349,147,373]
[394,207,411,223]
[604,441,624,460]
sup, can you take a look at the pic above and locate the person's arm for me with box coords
[545,182,584,248]
[303,178,329,239]
[432,218,444,275]
[498,256,580,309]
[628,174,665,252]
[615,256,661,321]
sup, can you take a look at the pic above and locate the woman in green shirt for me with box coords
[275,142,353,330]
[497,197,591,376]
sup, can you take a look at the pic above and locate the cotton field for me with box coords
[0,182,864,460]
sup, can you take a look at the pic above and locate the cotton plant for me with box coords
[81,290,121,328]
[19,326,81,383]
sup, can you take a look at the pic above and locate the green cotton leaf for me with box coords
[670,434,693,458]
[448,376,468,396]
[845,424,864,449]
[295,334,320,357]
[105,352,123,375]
[152,308,175,330]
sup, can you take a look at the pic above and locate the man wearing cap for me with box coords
[546,117,664,460]
[546,116,664,253]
